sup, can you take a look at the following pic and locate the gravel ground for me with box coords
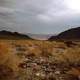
[17,55,80,80]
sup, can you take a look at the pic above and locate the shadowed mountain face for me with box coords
[0,30,53,40]
[49,27,80,41]
[1,27,80,40]
[0,30,32,39]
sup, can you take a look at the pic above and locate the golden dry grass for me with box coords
[0,40,80,80]
[0,40,80,69]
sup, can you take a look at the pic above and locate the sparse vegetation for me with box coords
[0,40,80,80]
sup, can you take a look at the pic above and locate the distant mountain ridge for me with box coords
[0,30,53,40]
[1,27,80,40]
[49,27,80,41]
[0,30,32,39]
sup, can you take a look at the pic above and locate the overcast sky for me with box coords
[0,0,80,34]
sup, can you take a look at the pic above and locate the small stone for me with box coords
[54,71,61,75]
[36,73,40,76]
[35,72,46,77]
[25,58,29,61]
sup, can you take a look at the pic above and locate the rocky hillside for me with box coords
[0,30,32,39]
[49,27,80,41]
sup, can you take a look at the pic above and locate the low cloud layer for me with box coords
[0,0,80,34]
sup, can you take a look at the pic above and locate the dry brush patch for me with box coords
[0,40,80,80]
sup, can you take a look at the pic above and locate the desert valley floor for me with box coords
[0,40,80,80]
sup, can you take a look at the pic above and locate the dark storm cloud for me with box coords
[0,0,80,34]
